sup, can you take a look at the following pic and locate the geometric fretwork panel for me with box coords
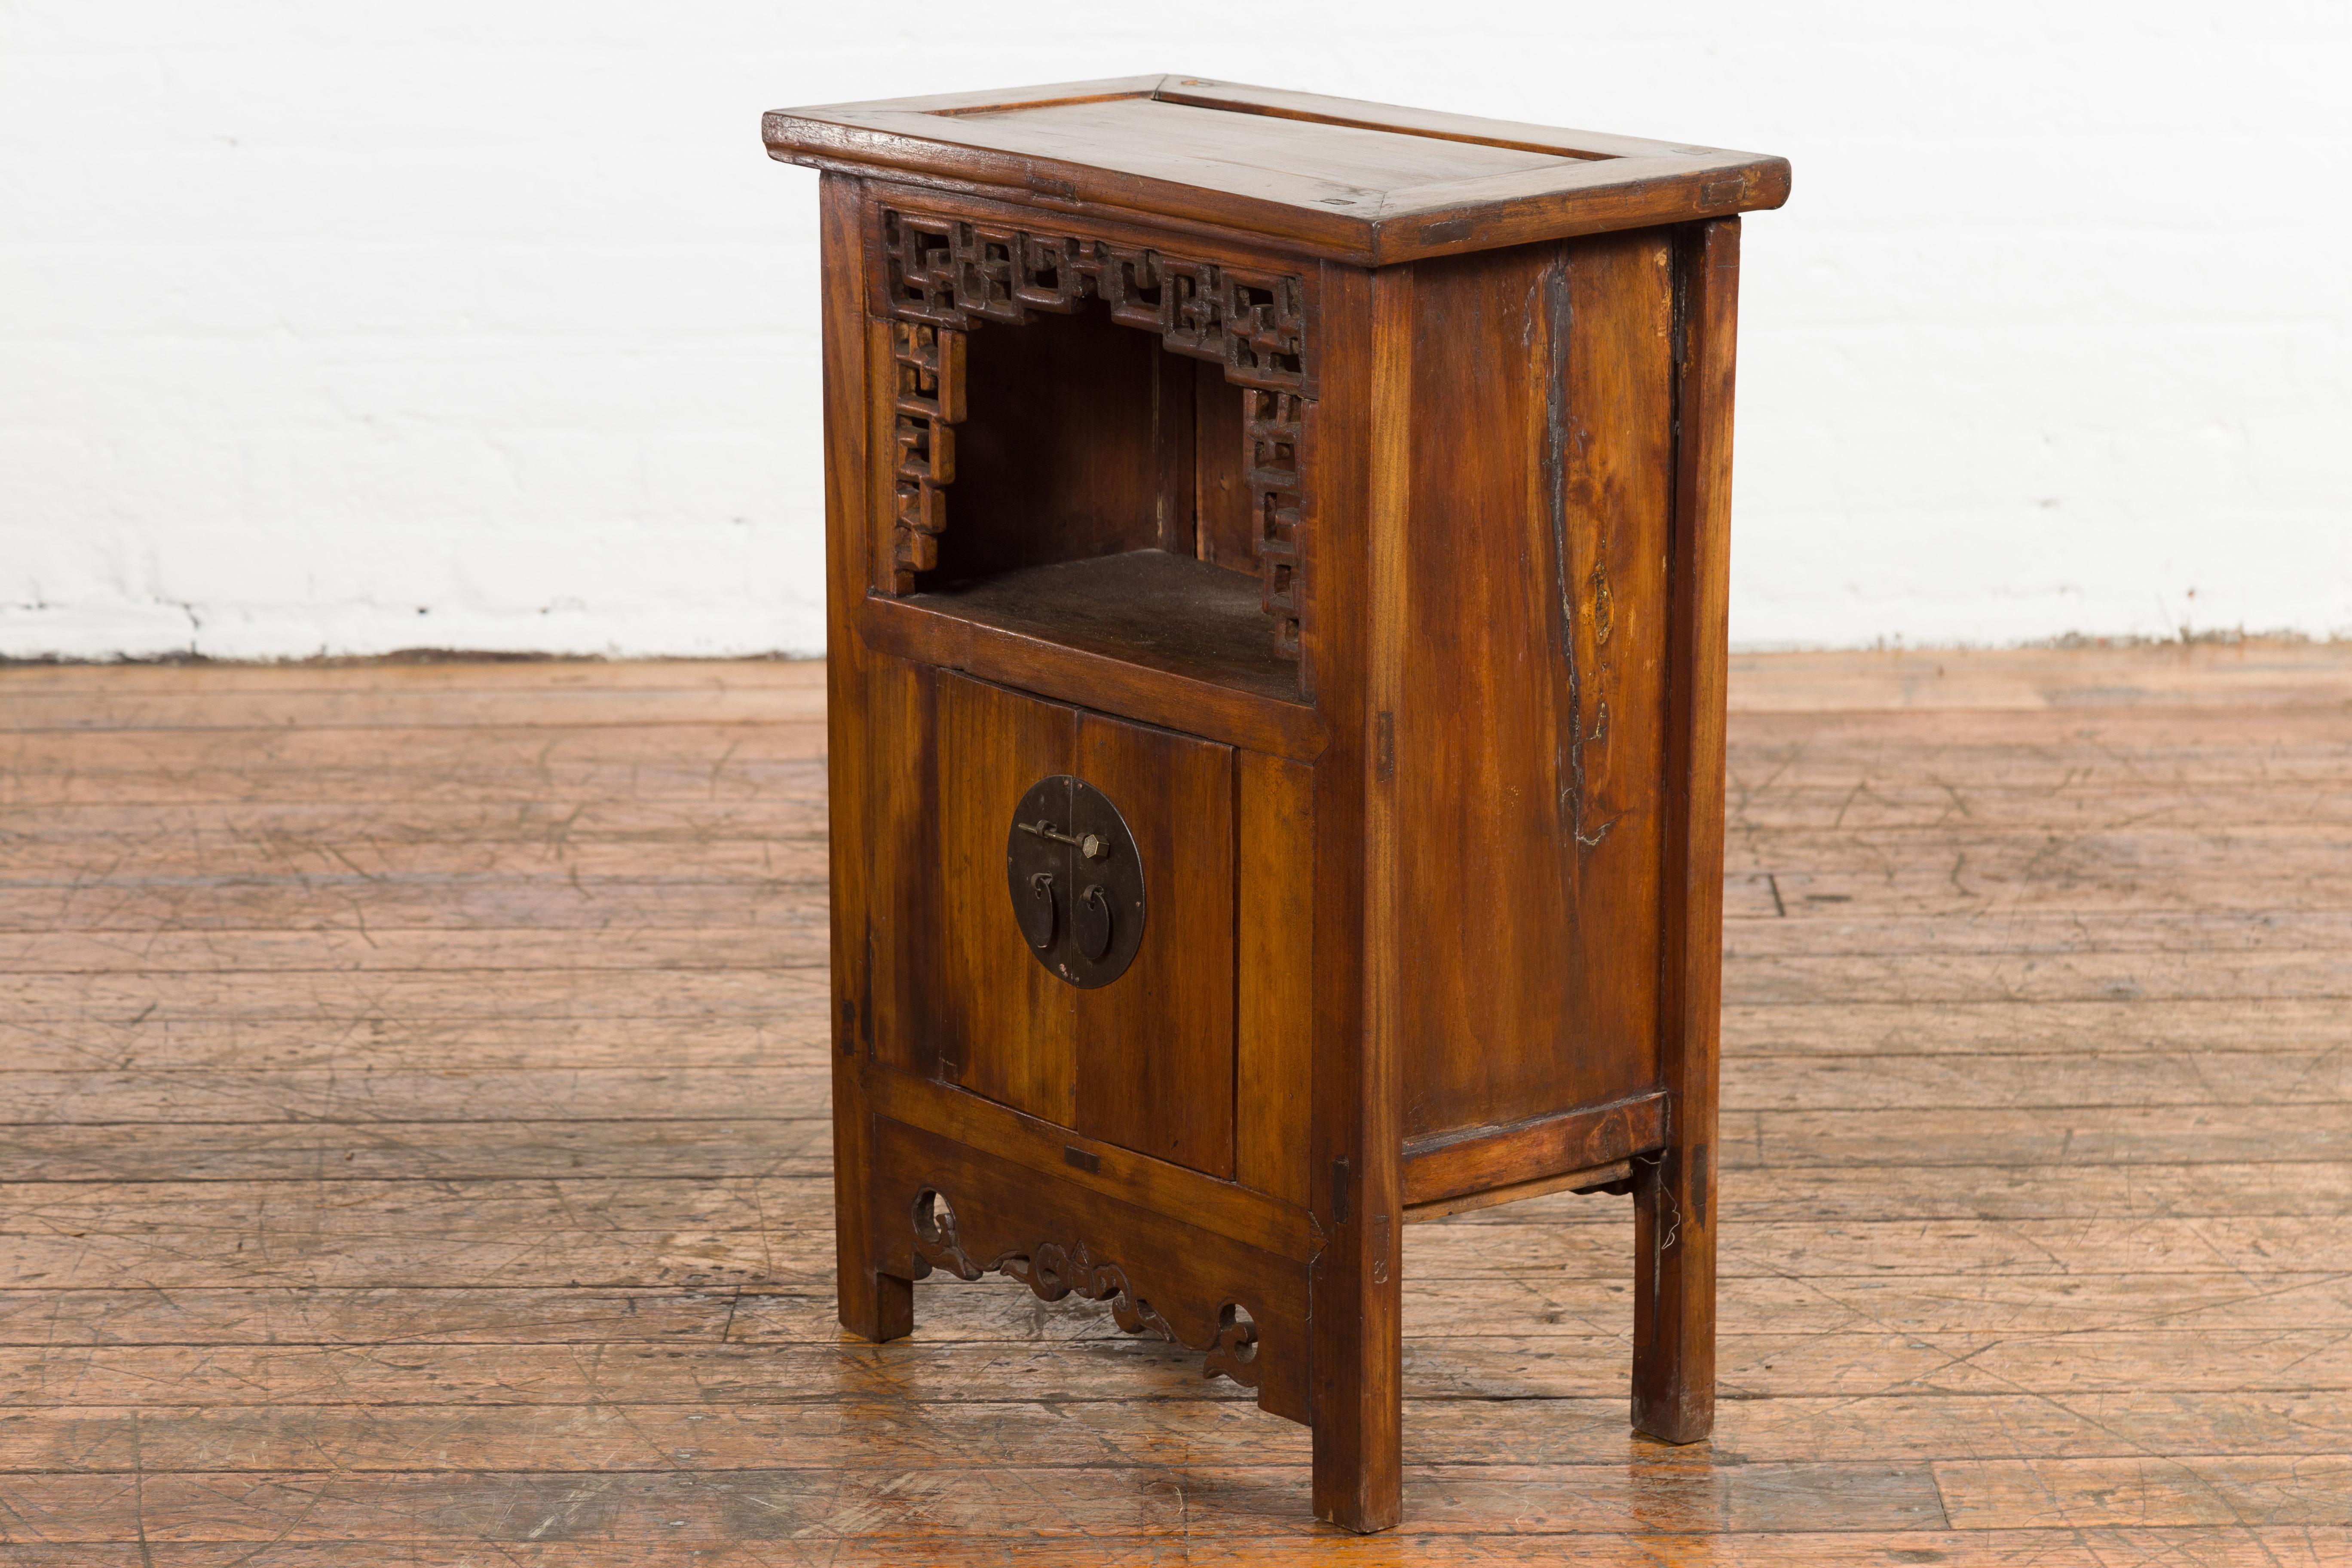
[887,318,962,582]
[1243,389,1307,659]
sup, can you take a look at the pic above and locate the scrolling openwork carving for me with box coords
[911,1186,1262,1391]
[875,206,1312,658]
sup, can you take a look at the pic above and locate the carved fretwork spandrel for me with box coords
[1244,390,1308,658]
[874,205,1314,658]
[910,1186,1263,1391]
[882,209,1310,390]
[882,211,964,329]
[887,318,965,589]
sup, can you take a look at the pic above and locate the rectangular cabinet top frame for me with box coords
[763,74,1791,266]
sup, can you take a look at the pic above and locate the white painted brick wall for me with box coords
[3,3,2346,658]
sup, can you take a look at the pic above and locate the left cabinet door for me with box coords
[931,670,1081,1124]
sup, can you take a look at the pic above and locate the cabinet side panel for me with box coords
[1073,714,1237,1178]
[1394,230,1675,1141]
[933,672,1078,1124]
[1236,750,1315,1205]
[1559,227,1677,1110]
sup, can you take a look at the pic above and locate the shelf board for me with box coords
[914,550,1301,703]
[861,550,1322,761]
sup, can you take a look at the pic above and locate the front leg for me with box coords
[1309,1155,1402,1532]
[834,1072,913,1343]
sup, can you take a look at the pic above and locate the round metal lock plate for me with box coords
[1005,775,1146,988]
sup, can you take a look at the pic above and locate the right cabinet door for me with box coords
[880,669,1237,1179]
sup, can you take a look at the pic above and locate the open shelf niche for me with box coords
[873,205,1312,703]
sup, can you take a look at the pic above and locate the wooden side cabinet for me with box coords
[763,77,1789,1532]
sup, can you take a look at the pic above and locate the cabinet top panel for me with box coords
[763,76,1789,267]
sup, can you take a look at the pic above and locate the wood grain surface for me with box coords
[762,77,1792,268]
[2,646,2347,1562]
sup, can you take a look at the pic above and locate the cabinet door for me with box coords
[1071,709,1234,1178]
[932,671,1077,1125]
[913,671,1236,1178]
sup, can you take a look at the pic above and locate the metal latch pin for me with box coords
[1017,819,1109,860]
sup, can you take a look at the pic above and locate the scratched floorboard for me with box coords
[1,647,2347,1565]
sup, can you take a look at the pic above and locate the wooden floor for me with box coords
[3,645,2348,1565]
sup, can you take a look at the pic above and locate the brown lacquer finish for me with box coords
[766,76,1791,266]
[1390,231,1675,1141]
[783,82,1780,1532]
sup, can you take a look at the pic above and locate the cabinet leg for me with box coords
[832,1059,911,1343]
[1309,1296,1402,1532]
[1310,1208,1403,1531]
[1631,1137,1715,1442]
[839,1267,913,1344]
[1636,217,1737,1446]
